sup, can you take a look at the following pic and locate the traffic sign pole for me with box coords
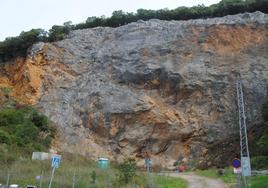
[237,173,242,188]
[39,171,43,188]
[48,166,56,188]
[232,158,242,188]
[48,155,61,188]
[5,172,10,188]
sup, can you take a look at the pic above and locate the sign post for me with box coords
[145,158,152,173]
[48,155,61,188]
[145,157,153,186]
[232,158,242,188]
[5,172,10,188]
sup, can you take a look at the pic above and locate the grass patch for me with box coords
[249,175,268,188]
[0,155,118,188]
[0,155,188,188]
[195,167,236,183]
[155,175,188,188]
[196,168,268,188]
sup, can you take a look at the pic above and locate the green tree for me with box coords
[118,158,137,185]
[1,0,268,63]
[48,25,71,41]
[0,29,45,62]
[137,9,156,20]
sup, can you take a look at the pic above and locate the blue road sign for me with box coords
[232,158,241,168]
[51,156,61,168]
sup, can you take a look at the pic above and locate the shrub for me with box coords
[15,123,38,146]
[0,130,11,144]
[0,29,47,62]
[257,130,268,155]
[48,25,71,42]
[118,158,137,185]
[91,170,97,184]
[251,156,268,170]
[32,111,49,131]
[0,105,56,161]
[0,108,24,127]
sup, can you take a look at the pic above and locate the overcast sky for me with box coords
[0,0,220,41]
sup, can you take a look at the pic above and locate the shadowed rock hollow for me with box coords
[0,12,268,168]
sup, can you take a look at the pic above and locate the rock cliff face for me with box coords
[1,12,268,168]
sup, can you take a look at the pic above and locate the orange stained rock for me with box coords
[202,25,268,55]
[0,44,76,105]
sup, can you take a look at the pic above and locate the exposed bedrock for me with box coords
[1,12,268,168]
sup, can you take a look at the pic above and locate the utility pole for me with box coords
[236,76,252,187]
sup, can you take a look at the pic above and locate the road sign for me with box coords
[234,167,242,174]
[232,158,241,168]
[49,156,61,188]
[51,156,61,168]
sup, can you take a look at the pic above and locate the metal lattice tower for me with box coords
[236,77,251,177]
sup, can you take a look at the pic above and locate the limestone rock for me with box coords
[1,12,268,168]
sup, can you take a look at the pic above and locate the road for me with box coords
[168,172,229,188]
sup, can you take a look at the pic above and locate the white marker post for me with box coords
[48,155,61,188]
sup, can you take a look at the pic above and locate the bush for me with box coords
[251,156,268,170]
[0,105,56,160]
[117,158,137,185]
[90,170,97,184]
[0,29,47,62]
[15,123,38,146]
[257,130,268,155]
[0,108,24,127]
[32,111,49,131]
[48,24,71,42]
[0,130,11,144]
